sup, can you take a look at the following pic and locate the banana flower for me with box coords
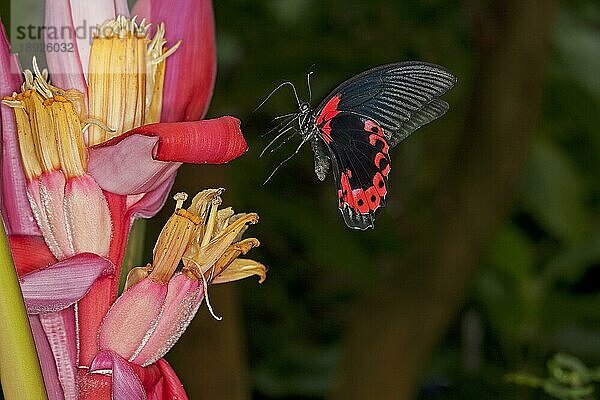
[0,0,253,398]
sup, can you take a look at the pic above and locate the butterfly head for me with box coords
[299,101,310,113]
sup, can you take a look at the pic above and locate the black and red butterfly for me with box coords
[261,62,457,230]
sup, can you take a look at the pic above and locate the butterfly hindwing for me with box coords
[317,111,391,230]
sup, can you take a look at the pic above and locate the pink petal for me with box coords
[131,0,151,22]
[89,134,180,195]
[126,171,176,220]
[64,174,112,257]
[8,234,56,276]
[126,359,187,399]
[90,350,146,400]
[132,273,204,366]
[129,362,161,394]
[114,0,130,17]
[147,377,165,400]
[28,172,74,260]
[0,21,21,86]
[133,0,216,121]
[39,309,78,399]
[43,0,87,94]
[77,370,111,400]
[77,276,114,369]
[99,278,168,360]
[0,21,39,236]
[29,316,65,400]
[88,117,246,195]
[19,252,114,314]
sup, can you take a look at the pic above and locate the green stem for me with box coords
[0,220,47,400]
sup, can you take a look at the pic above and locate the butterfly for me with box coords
[260,62,457,230]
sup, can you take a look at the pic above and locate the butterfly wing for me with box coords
[318,111,391,229]
[313,61,456,229]
[316,61,457,148]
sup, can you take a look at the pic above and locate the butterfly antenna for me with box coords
[263,137,309,185]
[260,124,296,157]
[306,70,314,103]
[254,81,301,112]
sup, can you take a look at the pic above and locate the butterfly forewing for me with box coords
[315,62,456,148]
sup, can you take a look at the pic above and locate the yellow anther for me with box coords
[150,210,199,284]
[2,66,89,180]
[88,17,179,143]
[176,209,202,225]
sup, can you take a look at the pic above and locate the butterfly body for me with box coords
[266,62,456,230]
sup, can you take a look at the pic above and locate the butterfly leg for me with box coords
[263,136,311,184]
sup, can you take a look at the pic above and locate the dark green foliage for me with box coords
[201,0,600,398]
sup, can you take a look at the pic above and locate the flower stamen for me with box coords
[149,194,200,284]
[87,16,180,145]
[173,192,188,210]
[81,118,115,134]
[197,259,222,321]
[2,62,88,180]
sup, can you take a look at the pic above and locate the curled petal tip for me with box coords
[128,116,247,164]
[88,116,246,195]
[211,258,268,285]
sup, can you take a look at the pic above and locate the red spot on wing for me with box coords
[373,172,387,197]
[339,171,372,214]
[339,171,354,209]
[352,189,370,214]
[321,121,333,143]
[374,152,386,168]
[365,186,381,210]
[381,162,391,177]
[365,119,390,156]
[317,96,341,144]
[339,174,385,214]
[317,95,341,126]
[364,120,383,136]
[374,151,391,177]
[369,134,389,154]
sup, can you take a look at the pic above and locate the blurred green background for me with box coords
[3,0,600,399]
[162,0,600,399]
